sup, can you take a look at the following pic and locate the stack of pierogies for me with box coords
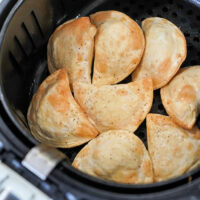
[27,10,200,184]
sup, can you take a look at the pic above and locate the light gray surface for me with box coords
[0,161,52,200]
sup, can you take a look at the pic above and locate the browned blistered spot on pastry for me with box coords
[74,85,82,96]
[57,75,68,92]
[77,53,83,62]
[45,77,54,85]
[94,168,103,176]
[187,143,194,151]
[120,17,126,22]
[116,89,128,96]
[177,85,196,103]
[132,28,144,50]
[142,78,152,91]
[167,100,171,104]
[73,162,80,168]
[173,146,182,158]
[92,149,99,160]
[58,68,68,81]
[35,85,46,99]
[120,51,125,57]
[48,79,70,114]
[136,143,144,156]
[131,57,140,65]
[48,93,69,114]
[140,93,145,100]
[148,114,172,127]
[96,63,107,73]
[161,18,168,24]
[124,171,138,183]
[75,69,84,80]
[73,17,91,44]
[142,160,152,177]
[176,53,182,59]
[158,58,171,75]
[153,58,171,86]
[90,12,111,26]
[192,129,200,140]
[120,35,126,40]
[77,123,98,138]
[142,19,152,29]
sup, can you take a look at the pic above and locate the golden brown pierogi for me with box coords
[132,17,187,89]
[27,69,98,148]
[73,130,153,184]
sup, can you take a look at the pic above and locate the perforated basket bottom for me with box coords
[57,0,200,162]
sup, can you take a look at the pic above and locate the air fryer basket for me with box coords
[0,0,200,199]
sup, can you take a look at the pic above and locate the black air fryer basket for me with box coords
[0,0,200,199]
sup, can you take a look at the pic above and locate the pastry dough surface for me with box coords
[73,130,153,184]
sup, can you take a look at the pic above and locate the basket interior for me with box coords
[0,0,200,189]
